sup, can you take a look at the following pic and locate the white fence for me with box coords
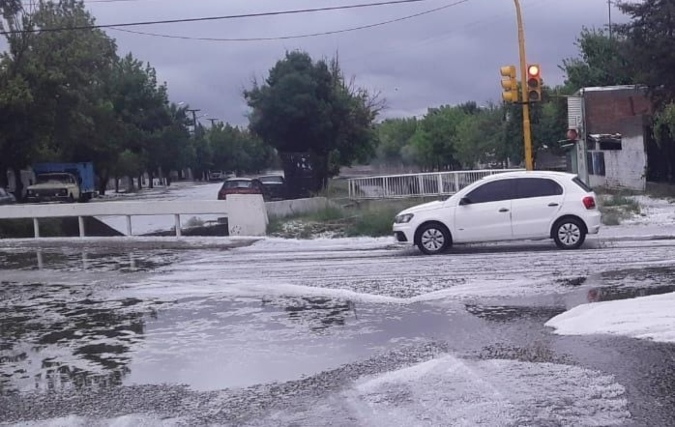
[0,195,268,239]
[347,169,523,200]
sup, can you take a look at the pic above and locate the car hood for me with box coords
[398,200,445,215]
[28,183,72,190]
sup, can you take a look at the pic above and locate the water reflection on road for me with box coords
[1,244,675,425]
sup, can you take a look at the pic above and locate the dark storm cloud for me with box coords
[85,0,617,125]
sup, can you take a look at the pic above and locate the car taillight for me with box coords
[582,196,596,209]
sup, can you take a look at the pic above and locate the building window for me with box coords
[589,133,622,150]
[588,151,606,176]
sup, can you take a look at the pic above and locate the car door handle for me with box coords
[499,208,509,213]
[548,202,559,207]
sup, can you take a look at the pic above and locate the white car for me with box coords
[392,171,601,255]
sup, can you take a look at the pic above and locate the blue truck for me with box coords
[26,162,96,203]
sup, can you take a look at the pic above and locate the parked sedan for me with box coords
[258,175,286,200]
[218,178,269,201]
[393,171,601,255]
[0,188,16,205]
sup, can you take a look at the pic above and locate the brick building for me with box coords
[575,86,652,191]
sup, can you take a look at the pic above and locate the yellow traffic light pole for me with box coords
[513,0,534,171]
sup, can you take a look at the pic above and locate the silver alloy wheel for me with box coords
[421,228,445,252]
[557,222,581,246]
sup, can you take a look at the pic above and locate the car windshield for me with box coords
[36,174,73,184]
[223,180,253,189]
[260,176,283,184]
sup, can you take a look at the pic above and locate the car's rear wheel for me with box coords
[553,218,586,250]
[416,222,451,255]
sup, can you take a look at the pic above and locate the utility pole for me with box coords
[186,108,201,136]
[608,0,613,39]
[513,0,534,171]
[207,118,219,127]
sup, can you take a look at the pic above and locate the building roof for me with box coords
[576,85,646,94]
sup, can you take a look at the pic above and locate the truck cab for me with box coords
[26,173,81,203]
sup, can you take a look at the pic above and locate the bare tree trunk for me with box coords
[97,170,109,196]
[0,167,8,189]
[11,166,23,201]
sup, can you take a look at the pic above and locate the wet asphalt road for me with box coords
[1,238,675,426]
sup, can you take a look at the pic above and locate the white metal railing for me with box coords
[347,169,524,200]
[0,196,268,239]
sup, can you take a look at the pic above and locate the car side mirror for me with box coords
[459,197,471,206]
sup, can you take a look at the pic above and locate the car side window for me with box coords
[515,178,563,199]
[465,180,515,204]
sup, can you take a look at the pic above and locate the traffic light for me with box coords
[500,65,518,103]
[527,64,542,102]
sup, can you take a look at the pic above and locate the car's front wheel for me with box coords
[415,222,451,255]
[553,218,586,250]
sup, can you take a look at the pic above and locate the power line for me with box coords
[341,0,549,65]
[108,0,471,42]
[2,0,442,35]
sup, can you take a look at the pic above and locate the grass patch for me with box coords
[600,209,623,226]
[306,205,346,222]
[598,193,641,226]
[269,197,441,238]
[345,204,403,237]
[594,186,640,197]
[314,179,351,200]
[646,182,675,202]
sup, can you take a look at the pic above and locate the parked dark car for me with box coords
[0,188,16,205]
[218,178,269,201]
[258,175,286,200]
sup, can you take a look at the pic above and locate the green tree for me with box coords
[244,50,381,191]
[375,118,418,165]
[207,123,275,175]
[411,105,465,171]
[618,1,675,106]
[456,105,505,167]
[560,27,634,92]
[0,0,44,194]
[0,0,118,195]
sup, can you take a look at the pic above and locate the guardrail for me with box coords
[0,195,268,239]
[347,169,523,200]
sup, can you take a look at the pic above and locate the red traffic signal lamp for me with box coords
[527,64,542,102]
[500,65,518,103]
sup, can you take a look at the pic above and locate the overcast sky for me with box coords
[84,0,620,126]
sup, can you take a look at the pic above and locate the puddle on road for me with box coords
[466,266,675,325]
[465,304,566,323]
[122,296,483,392]
[0,281,157,395]
[0,248,180,272]
[0,282,488,395]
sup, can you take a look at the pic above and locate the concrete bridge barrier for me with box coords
[0,194,268,239]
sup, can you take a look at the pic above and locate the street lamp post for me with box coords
[513,0,534,171]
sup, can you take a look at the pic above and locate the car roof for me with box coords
[226,177,252,181]
[479,170,576,181]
